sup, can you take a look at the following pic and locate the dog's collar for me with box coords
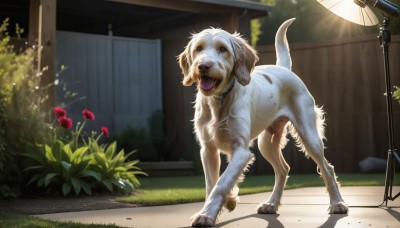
[214,78,235,105]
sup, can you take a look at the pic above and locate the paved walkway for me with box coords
[35,186,400,227]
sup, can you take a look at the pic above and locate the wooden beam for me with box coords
[29,0,56,113]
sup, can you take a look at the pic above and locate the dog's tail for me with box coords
[275,18,295,70]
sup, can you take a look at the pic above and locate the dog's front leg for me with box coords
[192,145,254,227]
[200,144,220,199]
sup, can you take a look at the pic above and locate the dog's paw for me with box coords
[224,195,238,212]
[191,213,215,227]
[257,202,278,214]
[329,202,348,214]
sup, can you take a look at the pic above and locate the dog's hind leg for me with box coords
[257,120,290,214]
[290,101,348,214]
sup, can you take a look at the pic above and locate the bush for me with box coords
[394,86,400,105]
[0,18,50,199]
[148,110,173,160]
[109,126,160,162]
[109,110,173,161]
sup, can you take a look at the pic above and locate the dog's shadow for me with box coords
[214,213,284,228]
[207,213,346,228]
[318,214,348,228]
[178,214,283,228]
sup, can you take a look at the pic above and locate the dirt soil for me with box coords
[0,194,137,215]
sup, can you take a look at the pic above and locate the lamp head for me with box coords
[317,0,379,26]
[318,0,399,26]
[356,0,400,17]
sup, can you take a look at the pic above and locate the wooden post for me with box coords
[224,14,239,33]
[29,0,56,114]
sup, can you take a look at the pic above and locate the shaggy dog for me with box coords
[178,18,348,227]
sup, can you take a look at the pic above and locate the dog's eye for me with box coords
[219,47,227,53]
[196,46,203,52]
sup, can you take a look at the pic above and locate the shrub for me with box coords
[148,110,174,160]
[0,18,49,199]
[109,126,160,162]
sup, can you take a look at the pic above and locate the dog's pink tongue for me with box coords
[201,77,215,91]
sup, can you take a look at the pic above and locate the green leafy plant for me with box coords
[23,140,100,196]
[23,107,146,196]
[90,141,146,193]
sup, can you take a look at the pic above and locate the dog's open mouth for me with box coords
[200,76,221,91]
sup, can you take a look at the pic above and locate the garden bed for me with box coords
[0,194,135,215]
[138,161,195,177]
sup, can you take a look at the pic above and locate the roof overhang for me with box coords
[0,0,271,38]
[110,0,271,18]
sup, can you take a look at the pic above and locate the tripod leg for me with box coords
[383,151,393,205]
[393,149,400,164]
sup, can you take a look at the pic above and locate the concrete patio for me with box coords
[35,186,400,227]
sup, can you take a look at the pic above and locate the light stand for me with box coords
[359,0,400,205]
[378,16,400,205]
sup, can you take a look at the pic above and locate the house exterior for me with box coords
[1,0,270,163]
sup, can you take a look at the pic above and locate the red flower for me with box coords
[101,127,109,137]
[53,107,66,118]
[82,109,95,120]
[58,117,73,129]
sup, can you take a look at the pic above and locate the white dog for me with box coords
[178,18,348,227]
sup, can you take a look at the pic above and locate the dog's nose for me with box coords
[198,62,212,73]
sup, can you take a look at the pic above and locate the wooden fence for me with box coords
[251,34,400,173]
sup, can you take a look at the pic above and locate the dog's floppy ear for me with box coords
[178,39,194,86]
[231,33,259,86]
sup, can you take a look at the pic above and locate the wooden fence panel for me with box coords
[256,35,400,173]
[113,37,162,132]
[56,31,162,133]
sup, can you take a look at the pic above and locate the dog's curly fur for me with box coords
[178,18,348,227]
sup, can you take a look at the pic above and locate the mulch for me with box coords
[0,194,137,215]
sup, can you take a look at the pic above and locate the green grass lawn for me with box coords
[116,173,398,206]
